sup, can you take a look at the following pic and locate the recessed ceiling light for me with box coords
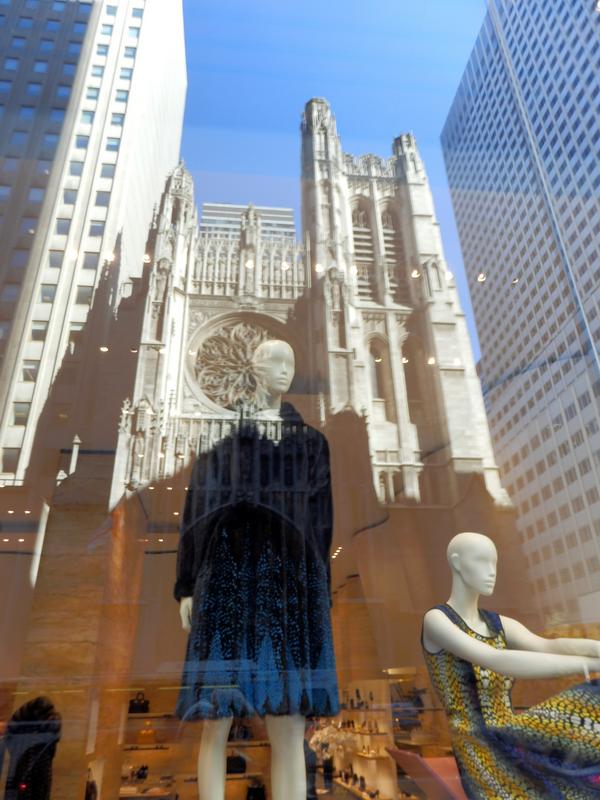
[402,357,409,364]
[2,538,9,543]
[173,511,179,516]
[477,272,487,283]
[158,538,164,543]
[166,486,173,491]
[315,263,324,273]
[24,510,31,515]
[411,269,421,279]
[18,538,25,543]
[427,357,436,365]
[7,509,14,515]
[148,486,155,491]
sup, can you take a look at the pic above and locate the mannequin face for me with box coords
[253,340,295,404]
[449,533,497,596]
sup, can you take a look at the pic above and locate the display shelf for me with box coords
[123,745,170,752]
[333,777,391,800]
[354,751,389,761]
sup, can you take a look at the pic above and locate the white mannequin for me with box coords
[179,339,307,800]
[422,532,600,679]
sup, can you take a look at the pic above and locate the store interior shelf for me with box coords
[333,777,391,800]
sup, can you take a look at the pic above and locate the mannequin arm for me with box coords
[424,609,600,679]
[501,615,600,658]
[179,596,193,633]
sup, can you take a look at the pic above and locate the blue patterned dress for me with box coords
[174,404,339,720]
[423,604,600,799]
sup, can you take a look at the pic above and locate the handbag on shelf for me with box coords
[226,754,246,774]
[129,692,150,714]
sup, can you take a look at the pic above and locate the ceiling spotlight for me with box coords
[411,269,421,279]
[24,510,31,515]
[7,509,14,515]
[99,346,109,352]
[402,356,409,364]
[374,356,383,364]
[477,272,487,283]
[148,486,155,491]
[2,538,9,543]
[315,263,324,273]
[18,538,25,543]
[281,261,290,271]
[143,254,151,263]
[173,511,179,516]
[166,486,173,491]
[158,538,164,543]
[28,228,36,235]
[427,356,436,365]
[511,277,520,286]
[245,259,254,270]
[130,347,139,353]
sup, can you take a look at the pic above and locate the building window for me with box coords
[19,216,37,234]
[52,1,66,10]
[17,16,34,28]
[45,19,60,32]
[100,163,115,179]
[75,135,89,149]
[3,157,18,171]
[40,284,56,303]
[111,113,124,126]
[56,85,70,99]
[39,39,54,53]
[1,448,20,474]
[81,110,94,124]
[67,42,81,56]
[91,65,104,77]
[0,185,10,201]
[42,133,58,153]
[120,68,133,80]
[26,82,42,96]
[101,24,113,35]
[62,63,76,76]
[49,250,64,268]
[86,87,99,100]
[75,285,93,305]
[19,106,34,120]
[33,61,48,74]
[95,191,110,207]
[128,26,140,39]
[22,360,39,382]
[124,46,136,59]
[97,44,109,56]
[106,4,117,14]
[11,36,26,48]
[115,89,129,102]
[73,21,86,34]
[1,284,20,303]
[69,160,84,176]
[82,252,99,270]
[89,220,105,237]
[132,8,143,18]
[56,218,70,235]
[11,250,28,268]
[0,80,12,92]
[106,137,120,152]
[4,58,19,71]
[49,108,65,122]
[31,321,48,341]
[28,187,44,203]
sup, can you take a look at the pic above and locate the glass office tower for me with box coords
[442,0,600,622]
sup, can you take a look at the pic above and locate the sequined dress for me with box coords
[423,604,600,799]
[174,404,339,720]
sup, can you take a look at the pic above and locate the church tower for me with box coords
[301,98,506,507]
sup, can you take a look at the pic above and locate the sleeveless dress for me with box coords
[422,604,600,799]
[174,404,339,721]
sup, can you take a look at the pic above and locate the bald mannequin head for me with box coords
[252,339,295,409]
[447,532,498,596]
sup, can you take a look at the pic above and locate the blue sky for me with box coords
[180,0,487,357]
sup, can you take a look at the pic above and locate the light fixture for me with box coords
[166,486,173,491]
[188,349,195,356]
[130,347,139,354]
[477,272,487,283]
[7,509,14,515]
[374,356,383,364]
[411,269,421,279]
[281,261,290,271]
[18,538,25,543]
[99,346,109,352]
[173,511,179,516]
[143,254,151,263]
[402,357,409,364]
[315,263,324,273]
[148,486,155,491]
[245,259,254,270]
[158,538,164,543]
[427,356,436,365]
[138,452,144,458]
[511,277,520,286]
[2,538,9,543]
[24,510,31,515]
[28,228,36,235]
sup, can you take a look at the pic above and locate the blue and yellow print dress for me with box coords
[423,604,600,799]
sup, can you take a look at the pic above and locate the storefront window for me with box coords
[1,1,600,799]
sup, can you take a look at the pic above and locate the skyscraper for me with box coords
[442,0,600,623]
[0,0,187,483]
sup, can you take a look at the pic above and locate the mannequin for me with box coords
[176,340,339,800]
[422,532,600,799]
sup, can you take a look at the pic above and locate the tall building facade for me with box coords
[0,0,186,483]
[442,0,600,623]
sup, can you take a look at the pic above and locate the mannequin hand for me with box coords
[179,597,193,633]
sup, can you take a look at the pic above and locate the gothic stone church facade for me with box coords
[111,99,525,671]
